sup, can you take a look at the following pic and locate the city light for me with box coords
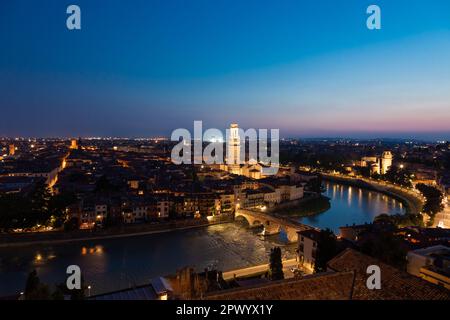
[0,0,449,304]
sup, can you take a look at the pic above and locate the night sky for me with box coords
[1,0,449,139]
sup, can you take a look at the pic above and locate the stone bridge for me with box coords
[235,209,312,243]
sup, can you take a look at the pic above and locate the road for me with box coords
[222,258,300,280]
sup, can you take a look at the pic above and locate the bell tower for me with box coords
[381,151,393,175]
[227,124,241,174]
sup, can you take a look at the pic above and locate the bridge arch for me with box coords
[234,214,251,226]
[285,227,299,242]
[252,220,262,227]
[235,208,307,243]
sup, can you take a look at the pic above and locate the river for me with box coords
[0,181,405,296]
[298,181,405,232]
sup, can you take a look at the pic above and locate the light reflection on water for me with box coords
[298,181,405,233]
[0,223,294,296]
[0,181,404,296]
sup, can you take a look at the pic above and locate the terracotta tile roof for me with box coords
[205,271,355,300]
[327,248,450,300]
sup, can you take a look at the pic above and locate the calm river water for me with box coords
[0,181,405,296]
[299,181,405,232]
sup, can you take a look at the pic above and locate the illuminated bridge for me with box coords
[235,209,313,243]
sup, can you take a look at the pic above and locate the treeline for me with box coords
[416,183,444,225]
[0,182,77,231]
[373,183,444,227]
[22,269,86,300]
[373,166,413,188]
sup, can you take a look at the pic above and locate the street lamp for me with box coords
[87,285,91,297]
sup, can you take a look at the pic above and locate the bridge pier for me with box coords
[286,228,299,242]
[235,209,308,243]
[262,223,281,236]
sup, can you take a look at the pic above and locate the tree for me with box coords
[64,217,80,231]
[0,184,77,230]
[314,228,337,273]
[30,182,52,214]
[373,213,394,225]
[360,231,406,268]
[305,175,323,194]
[53,275,86,300]
[416,184,444,215]
[51,285,65,300]
[48,191,77,224]
[0,192,30,230]
[371,172,381,180]
[69,274,86,300]
[383,167,413,188]
[269,247,284,280]
[95,175,118,194]
[24,270,51,300]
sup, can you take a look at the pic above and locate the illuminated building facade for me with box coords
[70,139,78,150]
[380,151,393,175]
[9,144,15,156]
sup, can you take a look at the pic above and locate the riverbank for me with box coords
[0,216,234,248]
[274,195,331,217]
[321,173,424,214]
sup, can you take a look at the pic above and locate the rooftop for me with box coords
[206,271,355,300]
[89,284,158,300]
[328,248,450,300]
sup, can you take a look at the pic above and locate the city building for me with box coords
[241,188,266,209]
[227,123,241,175]
[184,193,221,217]
[407,245,450,289]
[220,123,278,180]
[0,176,41,194]
[326,248,450,299]
[218,191,235,214]
[70,139,78,150]
[297,229,321,272]
[86,249,450,301]
[356,151,393,175]
[380,151,393,175]
[8,144,15,156]
[89,277,173,300]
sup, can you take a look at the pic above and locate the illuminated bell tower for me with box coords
[9,144,15,156]
[227,124,241,174]
[70,139,78,150]
[381,151,393,175]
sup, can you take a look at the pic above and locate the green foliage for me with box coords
[64,217,80,231]
[94,175,118,194]
[360,231,407,268]
[374,213,423,228]
[314,228,337,273]
[24,270,86,300]
[382,167,413,188]
[280,149,348,171]
[278,196,330,217]
[416,183,444,216]
[24,270,51,300]
[67,276,86,300]
[305,176,323,194]
[269,247,284,280]
[371,172,381,180]
[51,285,65,300]
[0,183,77,231]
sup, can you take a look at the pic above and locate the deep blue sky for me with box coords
[1,0,449,139]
